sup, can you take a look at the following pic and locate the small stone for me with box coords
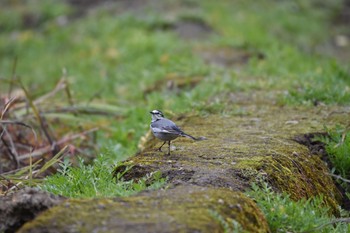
[285,120,299,125]
[335,35,348,47]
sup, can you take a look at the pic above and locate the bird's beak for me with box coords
[149,111,153,114]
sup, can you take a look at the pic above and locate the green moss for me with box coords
[235,147,342,214]
[18,186,270,233]
[114,105,349,216]
[259,155,341,214]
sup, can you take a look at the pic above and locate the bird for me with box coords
[149,109,202,155]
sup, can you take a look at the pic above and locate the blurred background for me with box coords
[0,0,349,176]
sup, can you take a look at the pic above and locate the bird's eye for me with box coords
[151,110,162,116]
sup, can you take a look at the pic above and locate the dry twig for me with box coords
[327,172,350,184]
[18,127,98,160]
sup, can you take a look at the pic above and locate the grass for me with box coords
[323,126,350,179]
[247,182,349,233]
[280,61,350,105]
[0,146,68,192]
[247,125,350,233]
[1,0,348,101]
[318,126,350,201]
[40,153,167,198]
[201,0,350,105]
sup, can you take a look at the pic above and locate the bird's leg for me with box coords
[157,141,167,152]
[167,141,171,155]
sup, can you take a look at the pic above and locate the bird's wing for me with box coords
[161,124,183,135]
[151,119,183,135]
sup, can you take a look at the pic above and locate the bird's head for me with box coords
[150,109,164,121]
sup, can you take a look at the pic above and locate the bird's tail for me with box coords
[181,133,207,141]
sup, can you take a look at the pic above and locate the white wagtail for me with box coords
[150,110,203,155]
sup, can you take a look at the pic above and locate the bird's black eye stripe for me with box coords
[150,110,164,117]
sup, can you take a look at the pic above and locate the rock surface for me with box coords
[0,188,65,233]
[119,105,347,212]
[18,185,269,233]
[16,104,349,232]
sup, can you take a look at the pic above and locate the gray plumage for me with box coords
[149,110,198,155]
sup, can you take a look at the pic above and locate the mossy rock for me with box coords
[18,185,270,233]
[115,105,349,214]
[17,105,349,232]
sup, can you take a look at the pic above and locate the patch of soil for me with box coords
[149,17,215,40]
[195,46,265,68]
[173,19,215,40]
[0,188,65,233]
[67,0,150,17]
[294,133,328,158]
[143,74,203,96]
[67,0,109,8]
[333,0,350,25]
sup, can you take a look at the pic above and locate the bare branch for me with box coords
[0,120,38,152]
[17,79,54,150]
[327,172,350,183]
[32,78,67,106]
[1,96,18,120]
[1,127,20,168]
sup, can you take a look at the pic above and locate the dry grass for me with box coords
[0,71,121,195]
